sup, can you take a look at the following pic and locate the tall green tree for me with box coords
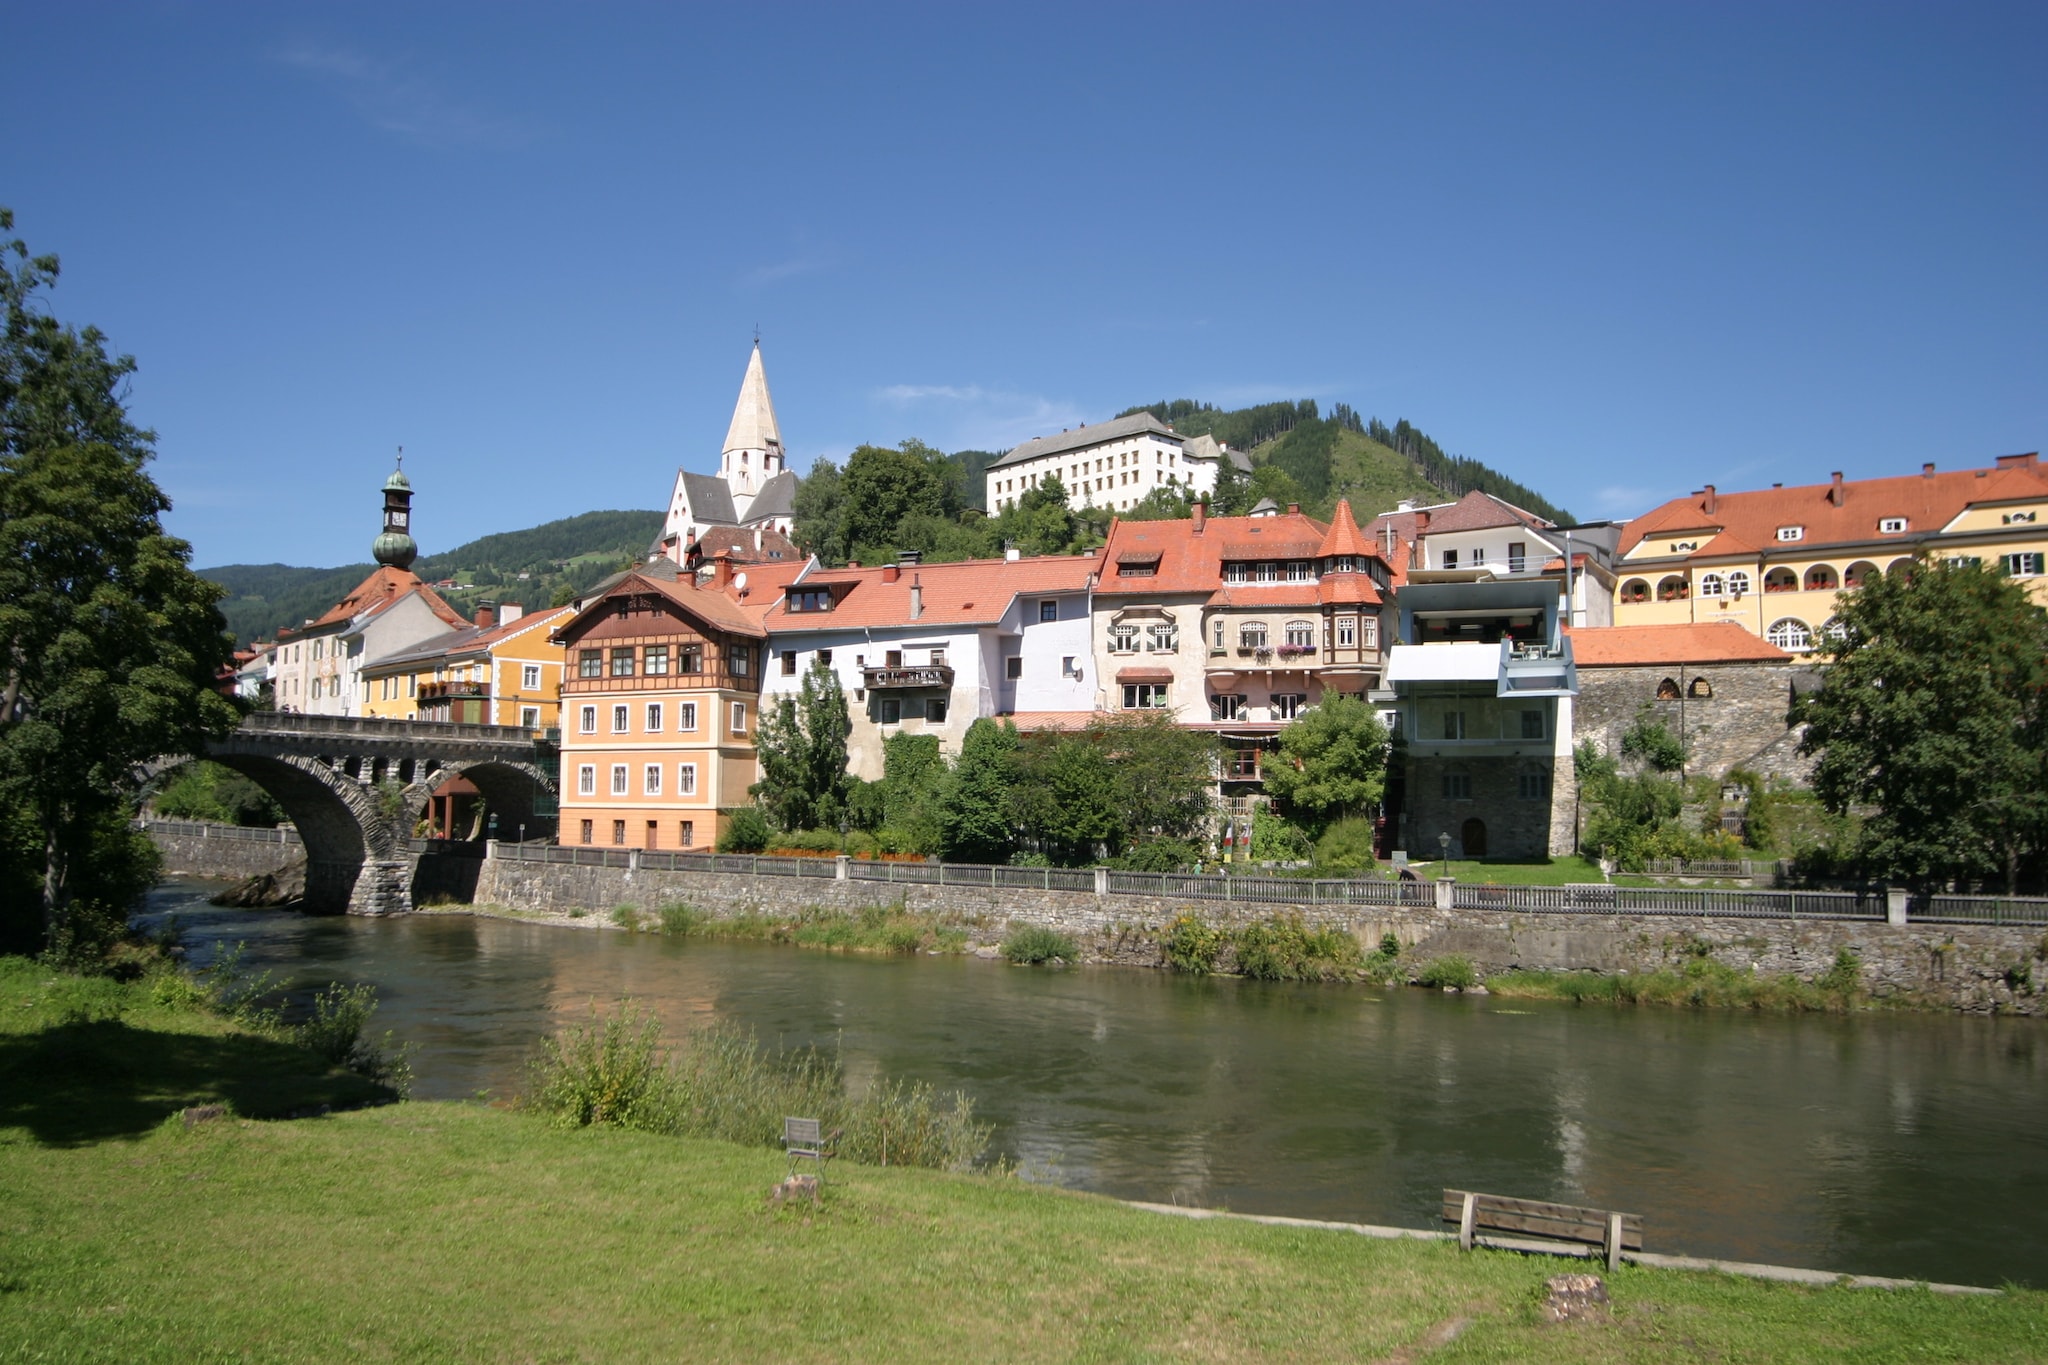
[1794,557,2048,893]
[939,718,1018,864]
[1261,696,1389,836]
[841,442,957,560]
[0,208,240,950]
[748,660,852,831]
[791,455,848,564]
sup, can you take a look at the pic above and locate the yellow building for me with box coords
[359,603,572,731]
[1613,454,2048,657]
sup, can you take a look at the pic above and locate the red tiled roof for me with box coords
[1002,710,1104,732]
[1418,488,1555,536]
[1100,510,1329,595]
[285,565,467,636]
[1567,623,1794,666]
[1617,456,2048,560]
[763,553,1098,631]
[554,568,776,641]
[1317,499,1373,558]
[1114,666,1174,682]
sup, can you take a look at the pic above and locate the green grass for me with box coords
[2,958,2043,1361]
[640,901,975,955]
[1487,953,1869,1013]
[1432,856,1610,885]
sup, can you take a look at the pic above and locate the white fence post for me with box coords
[1094,867,1110,896]
[1886,887,1909,926]
[1435,877,1456,911]
[835,855,849,881]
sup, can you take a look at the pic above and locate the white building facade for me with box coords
[985,412,1243,515]
[662,343,798,554]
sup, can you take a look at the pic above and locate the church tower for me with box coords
[662,342,798,554]
[373,453,418,570]
[718,341,784,520]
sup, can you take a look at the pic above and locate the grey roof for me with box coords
[1249,497,1281,515]
[1183,432,1251,474]
[988,412,1181,470]
[678,471,737,525]
[742,469,797,523]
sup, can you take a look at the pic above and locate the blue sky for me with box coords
[5,2,2042,569]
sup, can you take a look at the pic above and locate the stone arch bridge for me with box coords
[155,712,557,915]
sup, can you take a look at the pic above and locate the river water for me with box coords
[139,880,2048,1289]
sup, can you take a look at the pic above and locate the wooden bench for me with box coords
[1442,1189,1643,1270]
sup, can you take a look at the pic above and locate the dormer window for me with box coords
[787,588,834,613]
[1777,526,1804,542]
[2003,511,2037,525]
[1116,554,1160,578]
[1669,541,1700,553]
[1879,517,1909,534]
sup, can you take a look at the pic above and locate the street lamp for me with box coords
[1438,830,1451,865]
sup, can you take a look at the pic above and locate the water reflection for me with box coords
[139,881,2047,1288]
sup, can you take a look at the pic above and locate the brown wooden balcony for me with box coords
[863,665,954,690]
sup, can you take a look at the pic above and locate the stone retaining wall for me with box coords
[150,827,302,881]
[472,859,2048,1015]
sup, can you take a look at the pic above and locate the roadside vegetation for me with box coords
[638,899,975,955]
[1489,946,1872,1014]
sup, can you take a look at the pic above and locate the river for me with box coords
[139,879,2048,1289]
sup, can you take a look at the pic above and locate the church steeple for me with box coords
[372,449,418,570]
[719,341,784,503]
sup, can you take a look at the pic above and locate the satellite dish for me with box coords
[732,571,748,593]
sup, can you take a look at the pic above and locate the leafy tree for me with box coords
[840,443,957,557]
[791,455,848,564]
[879,732,947,854]
[987,474,1087,557]
[1794,557,2048,893]
[1010,730,1121,866]
[1011,715,1216,865]
[151,760,286,827]
[939,718,1018,864]
[1262,696,1390,835]
[1120,485,1196,522]
[1103,712,1217,849]
[0,208,240,952]
[748,661,852,831]
[1620,709,1685,772]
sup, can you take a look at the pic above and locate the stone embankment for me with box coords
[149,821,303,881]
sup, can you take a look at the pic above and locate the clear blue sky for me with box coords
[5,2,2042,569]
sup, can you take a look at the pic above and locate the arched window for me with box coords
[1699,572,1726,597]
[1819,616,1847,645]
[1239,622,1268,650]
[1844,560,1878,589]
[1283,620,1315,648]
[1764,567,1798,593]
[1656,677,1681,700]
[1656,575,1688,602]
[1688,677,1714,699]
[1888,558,1917,581]
[1725,570,1752,596]
[1804,565,1839,591]
[1621,578,1650,604]
[1767,618,1813,651]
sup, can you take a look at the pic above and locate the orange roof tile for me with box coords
[1316,499,1373,559]
[1001,710,1104,732]
[1618,456,2048,561]
[286,565,467,636]
[764,553,1098,632]
[1567,623,1794,666]
[1420,488,1555,536]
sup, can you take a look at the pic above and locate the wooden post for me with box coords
[1606,1211,1624,1271]
[1459,1192,1477,1251]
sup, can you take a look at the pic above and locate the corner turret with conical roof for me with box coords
[373,452,418,569]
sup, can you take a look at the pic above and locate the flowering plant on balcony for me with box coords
[1275,643,1315,659]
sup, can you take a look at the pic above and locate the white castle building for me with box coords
[661,343,799,553]
[983,411,1248,514]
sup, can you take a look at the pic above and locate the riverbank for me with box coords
[3,964,2042,1361]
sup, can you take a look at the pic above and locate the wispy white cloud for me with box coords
[273,42,533,149]
[871,383,1087,452]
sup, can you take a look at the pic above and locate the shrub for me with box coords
[1113,839,1202,872]
[1817,947,1863,996]
[294,982,414,1094]
[657,903,700,936]
[1002,925,1077,964]
[1313,818,1379,873]
[525,1002,671,1129]
[1233,914,1362,982]
[719,807,770,853]
[1250,809,1312,862]
[610,905,642,932]
[1361,932,1403,983]
[1417,954,1478,990]
[1163,912,1225,975]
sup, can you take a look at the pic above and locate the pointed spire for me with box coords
[1317,498,1370,560]
[722,342,782,455]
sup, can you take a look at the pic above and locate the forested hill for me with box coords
[1118,400,1573,525]
[201,509,663,644]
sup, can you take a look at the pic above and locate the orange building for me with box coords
[552,554,799,851]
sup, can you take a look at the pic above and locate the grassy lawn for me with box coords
[1428,856,1609,885]
[4,958,2043,1361]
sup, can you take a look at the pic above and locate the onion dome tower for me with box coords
[372,449,418,570]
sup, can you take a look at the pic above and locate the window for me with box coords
[1844,561,1878,589]
[2003,511,2038,525]
[1777,526,1805,542]
[1804,565,1838,591]
[520,706,540,729]
[522,664,541,690]
[1212,618,1225,651]
[1442,773,1472,800]
[1518,772,1545,801]
[310,678,321,700]
[1284,620,1314,648]
[730,701,747,733]
[610,765,628,795]
[1210,693,1246,721]
[679,764,697,796]
[644,765,662,796]
[1942,555,1982,570]
[1699,572,1726,597]
[646,703,663,732]
[679,645,703,674]
[1620,579,1650,604]
[612,704,629,733]
[577,765,596,795]
[1764,567,1798,593]
[579,819,593,845]
[1062,656,1078,678]
[788,588,833,613]
[1507,542,1526,574]
[1146,621,1178,653]
[1239,622,1268,650]
[1273,693,1307,719]
[1767,618,1814,651]
[1123,683,1169,709]
[1039,600,1059,622]
[680,820,694,847]
[678,701,697,731]
[1725,570,1751,596]
[819,649,832,666]
[1443,711,1467,740]
[1689,676,1716,697]
[1223,562,1248,584]
[1441,549,1459,570]
[925,699,948,724]
[643,646,669,676]
[1109,624,1139,653]
[1005,655,1023,680]
[879,698,901,723]
[2004,553,2044,578]
[1879,517,1909,534]
[579,705,597,734]
[1254,561,1279,584]
[609,647,635,677]
[1520,709,1545,740]
[1362,617,1378,648]
[1287,560,1312,582]
[1336,616,1356,647]
[729,644,752,677]
[780,649,797,676]
[1657,575,1689,602]
[612,820,626,846]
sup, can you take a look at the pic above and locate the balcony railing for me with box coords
[418,681,489,701]
[863,665,954,690]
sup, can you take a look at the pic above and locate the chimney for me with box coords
[711,552,734,590]
[1702,485,1717,515]
[909,574,923,620]
[499,603,524,624]
[1004,541,1020,562]
[1996,453,2039,469]
[882,563,900,584]
[1923,462,1937,478]
[899,549,923,565]
[1414,508,1431,535]
[1829,471,1845,507]
[474,601,496,630]
[753,527,763,550]
[1191,500,1207,534]
[1287,502,1300,515]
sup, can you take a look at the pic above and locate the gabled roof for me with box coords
[762,553,1099,632]
[987,412,1181,470]
[365,606,574,674]
[1419,488,1556,536]
[743,469,797,523]
[1567,623,1793,666]
[677,471,737,525]
[685,524,799,563]
[555,568,774,642]
[1617,455,2048,560]
[1182,432,1251,473]
[722,343,782,454]
[1097,506,1392,597]
[286,565,467,638]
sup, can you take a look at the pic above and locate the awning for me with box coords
[1115,666,1174,682]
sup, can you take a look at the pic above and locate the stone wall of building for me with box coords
[469,858,2048,1015]
[1574,662,1815,782]
[1401,755,1564,860]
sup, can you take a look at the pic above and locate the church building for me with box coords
[659,343,799,558]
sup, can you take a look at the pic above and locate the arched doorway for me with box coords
[1460,817,1488,858]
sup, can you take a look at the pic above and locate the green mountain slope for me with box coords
[202,509,663,644]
